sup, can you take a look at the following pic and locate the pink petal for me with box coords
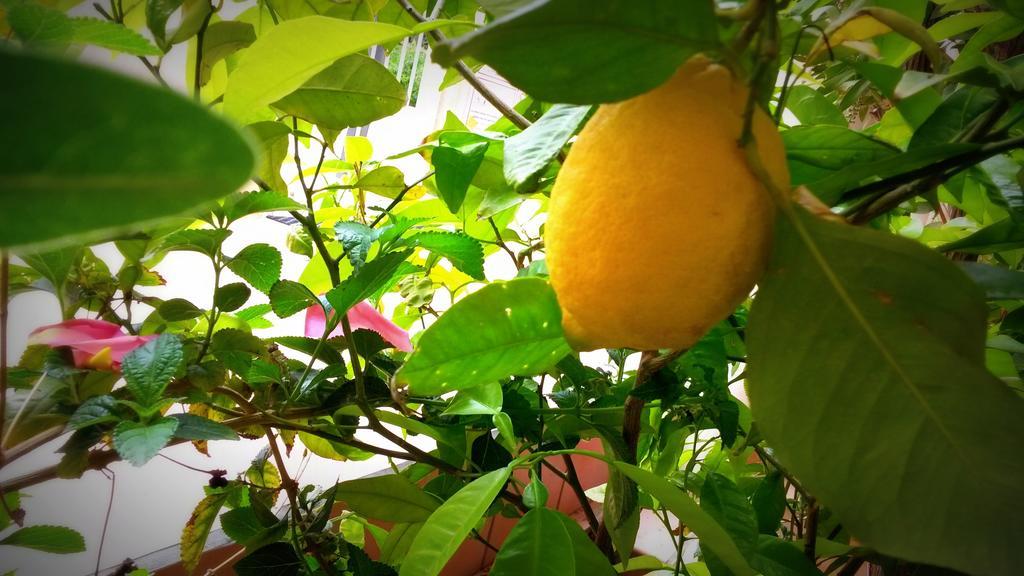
[28,319,123,347]
[67,335,156,369]
[347,301,412,353]
[303,301,412,352]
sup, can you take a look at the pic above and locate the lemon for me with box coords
[545,56,790,351]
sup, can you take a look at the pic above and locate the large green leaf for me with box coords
[234,542,301,576]
[503,104,591,192]
[700,474,758,575]
[0,525,85,554]
[269,280,321,318]
[747,207,1024,576]
[336,475,439,523]
[433,0,719,104]
[197,21,256,87]
[553,511,617,576]
[0,50,254,249]
[122,334,184,407]
[782,126,899,191]
[405,231,485,280]
[325,250,411,315]
[432,133,490,213]
[227,244,282,293]
[783,85,846,127]
[272,54,406,130]
[223,16,413,123]
[399,467,512,576]
[614,463,756,576]
[113,417,180,466]
[394,278,571,395]
[490,508,574,576]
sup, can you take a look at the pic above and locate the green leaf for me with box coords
[490,508,574,576]
[751,471,786,535]
[7,1,73,47]
[406,231,485,280]
[245,122,291,193]
[122,334,183,407]
[67,17,162,55]
[228,244,282,293]
[335,221,378,271]
[783,85,846,127]
[747,207,1024,576]
[380,522,422,565]
[215,282,252,312]
[269,280,321,319]
[395,278,570,395]
[20,246,83,292]
[443,382,503,417]
[325,250,411,315]
[614,462,756,576]
[224,190,304,222]
[554,511,617,576]
[432,134,489,213]
[272,336,344,365]
[159,298,204,321]
[146,0,210,49]
[399,467,512,576]
[0,50,254,249]
[433,0,719,104]
[503,104,591,192]
[782,126,899,190]
[113,417,179,466]
[356,166,407,199]
[336,475,439,523]
[224,16,413,123]
[959,262,1024,299]
[160,228,232,258]
[180,491,230,574]
[220,507,266,544]
[940,217,1024,253]
[909,87,999,150]
[700,474,758,574]
[753,536,822,576]
[198,21,256,86]
[170,413,239,441]
[0,525,85,554]
[824,144,976,205]
[272,54,406,130]
[69,395,118,430]
[234,542,301,576]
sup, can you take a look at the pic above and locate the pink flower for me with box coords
[28,319,156,371]
[304,301,412,353]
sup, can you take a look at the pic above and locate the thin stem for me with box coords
[193,2,215,100]
[754,445,812,500]
[93,470,116,576]
[488,217,521,270]
[561,454,600,536]
[94,4,169,88]
[843,133,1024,222]
[368,171,434,228]
[394,0,531,130]
[1,372,46,451]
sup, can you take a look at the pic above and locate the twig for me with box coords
[394,0,531,130]
[488,217,521,270]
[368,171,434,228]
[754,445,812,500]
[93,469,116,576]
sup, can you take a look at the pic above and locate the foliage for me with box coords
[2,0,1024,576]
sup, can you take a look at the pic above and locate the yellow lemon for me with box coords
[545,56,790,351]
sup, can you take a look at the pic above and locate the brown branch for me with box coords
[623,349,685,464]
[0,251,8,458]
[804,499,819,561]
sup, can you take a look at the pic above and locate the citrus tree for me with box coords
[2,0,1023,575]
